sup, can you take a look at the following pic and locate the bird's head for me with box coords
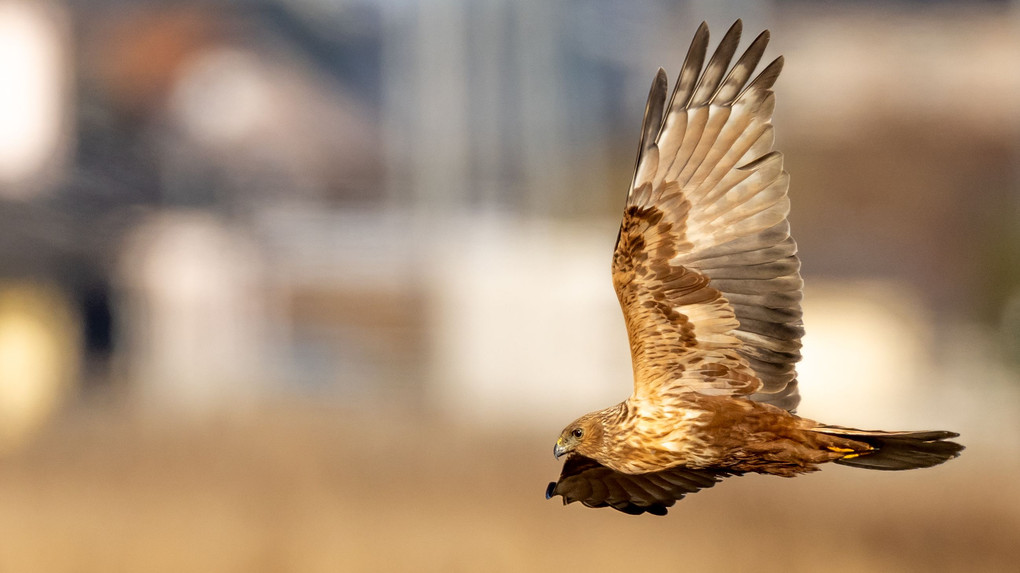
[554,413,606,460]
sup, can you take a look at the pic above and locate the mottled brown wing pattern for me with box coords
[615,20,804,410]
[614,203,761,398]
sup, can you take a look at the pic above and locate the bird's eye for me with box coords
[571,428,583,439]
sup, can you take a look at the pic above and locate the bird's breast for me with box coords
[605,399,717,473]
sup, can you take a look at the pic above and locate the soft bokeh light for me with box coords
[0,283,78,453]
[0,2,68,193]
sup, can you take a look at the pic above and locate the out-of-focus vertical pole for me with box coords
[380,0,470,217]
[471,0,509,209]
[511,0,568,216]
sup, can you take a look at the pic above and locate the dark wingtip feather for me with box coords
[668,21,711,113]
[728,18,744,37]
[713,28,772,105]
[631,68,669,186]
[744,55,784,96]
[690,20,743,107]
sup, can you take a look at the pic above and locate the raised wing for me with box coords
[614,20,803,410]
[545,454,738,515]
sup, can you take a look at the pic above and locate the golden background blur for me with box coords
[0,0,1018,571]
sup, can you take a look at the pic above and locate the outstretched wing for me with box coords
[546,454,737,515]
[614,20,803,410]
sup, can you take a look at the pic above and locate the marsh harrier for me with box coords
[546,20,962,516]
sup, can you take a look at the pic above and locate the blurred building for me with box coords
[0,0,1016,436]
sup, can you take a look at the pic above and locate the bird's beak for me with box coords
[554,439,567,460]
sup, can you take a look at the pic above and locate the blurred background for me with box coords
[0,0,1018,570]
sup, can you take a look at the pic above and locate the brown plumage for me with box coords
[547,20,963,515]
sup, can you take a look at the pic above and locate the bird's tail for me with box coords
[813,426,964,471]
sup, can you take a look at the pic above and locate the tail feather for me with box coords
[814,426,964,471]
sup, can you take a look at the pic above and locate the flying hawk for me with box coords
[546,20,962,516]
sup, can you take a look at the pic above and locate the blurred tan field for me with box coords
[0,405,1015,573]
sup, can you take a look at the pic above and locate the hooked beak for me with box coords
[553,439,567,460]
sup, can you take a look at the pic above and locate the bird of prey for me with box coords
[546,20,963,516]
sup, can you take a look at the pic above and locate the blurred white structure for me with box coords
[426,216,633,426]
[796,281,933,428]
[117,211,272,416]
[251,206,426,399]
